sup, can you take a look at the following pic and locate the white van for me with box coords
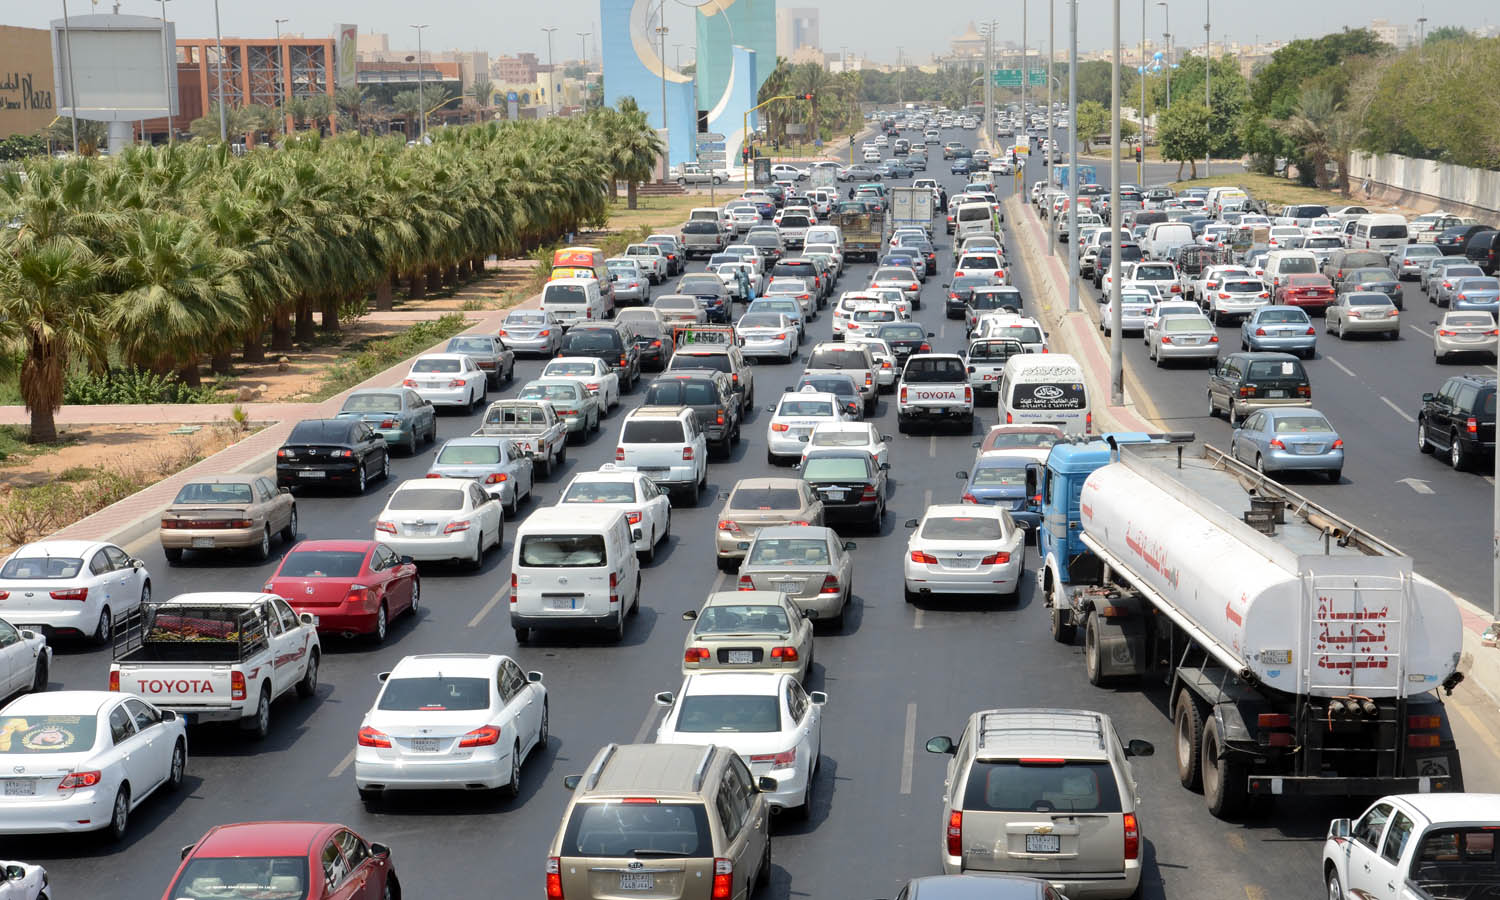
[1262,250,1320,292]
[1141,222,1194,260]
[954,201,997,243]
[510,506,642,643]
[1350,214,1410,255]
[541,278,607,329]
[999,353,1092,437]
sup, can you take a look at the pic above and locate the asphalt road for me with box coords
[20,125,1496,900]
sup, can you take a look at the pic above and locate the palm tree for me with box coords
[392,90,424,139]
[1273,85,1338,189]
[188,103,256,143]
[790,63,839,141]
[46,118,108,156]
[335,86,369,134]
[468,77,495,121]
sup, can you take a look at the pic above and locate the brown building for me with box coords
[0,25,59,139]
[494,53,540,83]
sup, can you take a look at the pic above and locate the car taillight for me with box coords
[737,574,756,591]
[769,646,799,661]
[980,551,1010,565]
[585,383,600,392]
[1170,284,1181,292]
[1124,812,1140,860]
[58,770,102,792]
[586,308,593,318]
[108,670,120,691]
[511,572,518,597]
[718,519,742,533]
[446,379,466,389]
[615,447,625,460]
[484,472,509,484]
[963,386,972,403]
[962,492,979,504]
[861,485,877,501]
[1209,335,1220,343]
[946,810,963,858]
[376,520,396,534]
[750,748,797,766]
[539,329,552,336]
[459,725,502,747]
[683,446,694,460]
[910,550,937,564]
[626,511,642,526]
[343,585,370,607]
[685,647,710,662]
[1438,329,1457,336]
[49,587,88,600]
[231,671,247,701]
[1331,439,1344,449]
[819,575,840,594]
[443,520,471,534]
[771,423,790,432]
[379,419,397,429]
[402,379,418,387]
[1268,439,1285,449]
[1468,416,1479,434]
[1161,335,1173,344]
[546,857,564,900]
[712,858,733,900]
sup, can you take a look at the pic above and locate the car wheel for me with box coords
[1450,433,1469,471]
[248,686,272,739]
[166,739,186,791]
[1227,404,1241,428]
[1255,454,1266,474]
[281,506,298,543]
[1417,420,1433,454]
[1174,689,1204,791]
[31,655,48,693]
[611,609,626,642]
[514,625,529,644]
[93,606,113,646]
[537,700,549,751]
[380,451,391,482]
[502,742,522,799]
[373,603,389,644]
[253,526,272,562]
[1327,870,1345,900]
[358,787,383,811]
[356,464,367,494]
[296,650,319,699]
[405,429,418,455]
[467,534,484,570]
[1326,468,1342,483]
[106,785,130,842]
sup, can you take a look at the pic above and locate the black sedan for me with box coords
[950,158,974,175]
[798,448,889,531]
[276,418,391,494]
[877,322,933,362]
[1337,266,1404,309]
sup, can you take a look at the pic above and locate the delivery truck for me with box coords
[1031,436,1465,818]
[889,185,935,237]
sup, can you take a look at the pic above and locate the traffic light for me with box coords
[742,145,751,161]
[802,93,814,100]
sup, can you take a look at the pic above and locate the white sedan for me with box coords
[0,690,186,839]
[543,357,621,412]
[0,540,150,645]
[766,390,851,462]
[355,653,547,807]
[555,464,672,563]
[736,312,800,363]
[653,672,826,817]
[374,477,504,567]
[403,353,488,410]
[0,860,47,900]
[0,618,49,704]
[902,504,1025,601]
[845,335,899,388]
[800,422,891,469]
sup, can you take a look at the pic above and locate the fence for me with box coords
[1349,150,1500,219]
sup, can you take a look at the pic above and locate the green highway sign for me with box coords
[992,68,1048,87]
[1030,69,1046,86]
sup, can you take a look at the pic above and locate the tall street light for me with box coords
[1047,0,1055,256]
[213,0,228,141]
[60,0,80,153]
[540,26,558,116]
[1156,1,1170,108]
[1066,0,1079,313]
[652,5,668,182]
[159,0,173,144]
[1203,0,1211,177]
[1138,0,1146,185]
[410,23,428,142]
[274,18,288,135]
[578,31,590,64]
[1109,0,1123,405]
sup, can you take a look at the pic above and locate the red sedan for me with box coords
[164,821,399,900]
[1276,273,1337,313]
[264,540,418,643]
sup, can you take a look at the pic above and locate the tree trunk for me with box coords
[28,405,58,444]
[320,296,342,334]
[270,313,293,352]
[375,275,394,311]
[407,271,427,299]
[1188,159,1198,180]
[627,179,639,210]
[210,350,233,375]
[427,268,443,293]
[445,265,459,286]
[1176,161,1185,181]
[295,298,316,343]
[178,362,202,387]
[242,330,267,363]
[473,255,487,275]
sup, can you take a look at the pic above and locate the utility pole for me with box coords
[1203,0,1210,177]
[1021,0,1028,133]
[213,0,228,141]
[1047,0,1055,257]
[1157,1,1170,108]
[274,18,287,135]
[61,0,80,153]
[654,5,668,182]
[1138,0,1146,184]
[1067,0,1079,313]
[540,27,558,117]
[1109,0,1123,406]
[159,0,174,144]
[410,24,428,142]
[896,47,904,106]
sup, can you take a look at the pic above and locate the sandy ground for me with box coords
[0,424,246,491]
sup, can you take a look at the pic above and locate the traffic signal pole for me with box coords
[743,94,807,189]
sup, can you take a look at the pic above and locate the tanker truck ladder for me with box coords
[1297,570,1412,699]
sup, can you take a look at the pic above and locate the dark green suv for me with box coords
[1418,373,1497,471]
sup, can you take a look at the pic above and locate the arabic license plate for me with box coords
[426,381,446,389]
[546,596,580,611]
[1266,389,1287,398]
[3,780,35,796]
[410,738,439,753]
[727,650,755,664]
[1296,444,1322,454]
[824,489,847,500]
[777,582,802,595]
[191,537,215,549]
[640,467,669,477]
[298,470,326,479]
[930,407,948,414]
[619,874,655,891]
[1025,834,1060,853]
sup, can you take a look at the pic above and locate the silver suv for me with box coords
[924,708,1154,900]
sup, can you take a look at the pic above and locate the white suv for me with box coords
[614,407,709,506]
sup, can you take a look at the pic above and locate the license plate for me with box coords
[1266,389,1287,398]
[426,381,446,389]
[727,650,755,664]
[1296,444,1322,454]
[640,467,669,476]
[298,470,326,479]
[4,780,35,796]
[1025,834,1061,853]
[777,582,801,595]
[407,525,438,536]
[191,537,215,549]
[546,596,579,610]
[410,737,439,753]
[931,407,947,414]
[824,490,846,500]
[619,874,654,891]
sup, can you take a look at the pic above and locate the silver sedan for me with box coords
[1326,292,1400,339]
[425,435,536,514]
[498,309,563,357]
[1149,314,1221,365]
[1434,311,1499,362]
[735,526,856,629]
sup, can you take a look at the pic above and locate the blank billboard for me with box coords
[51,13,177,121]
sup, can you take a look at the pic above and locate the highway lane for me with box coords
[17,125,1473,900]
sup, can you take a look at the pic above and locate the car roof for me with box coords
[906,874,1048,900]
[521,506,624,529]
[970,708,1114,760]
[1383,793,1500,823]
[681,671,790,698]
[583,743,723,798]
[388,652,504,678]
[10,539,110,557]
[394,476,468,491]
[732,476,805,490]
[924,503,1004,520]
[194,821,340,857]
[779,391,841,405]
[1,689,120,717]
[283,540,378,553]
[412,353,471,364]
[161,592,279,607]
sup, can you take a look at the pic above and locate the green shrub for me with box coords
[314,314,472,400]
[63,369,228,405]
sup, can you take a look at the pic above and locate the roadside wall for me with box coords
[1349,150,1500,219]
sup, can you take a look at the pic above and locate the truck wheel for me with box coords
[1084,612,1109,686]
[297,650,320,698]
[1048,589,1077,644]
[1174,690,1204,791]
[247,686,272,740]
[1201,716,1247,818]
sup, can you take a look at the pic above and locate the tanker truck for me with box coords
[1029,435,1466,818]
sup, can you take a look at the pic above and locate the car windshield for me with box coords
[972,464,1026,486]
[386,487,466,511]
[673,695,781,733]
[378,676,490,711]
[1257,309,1309,324]
[739,315,783,329]
[680,276,722,292]
[277,550,366,578]
[561,331,618,351]
[1164,318,1212,332]
[1272,415,1334,433]
[562,802,712,859]
[341,393,402,413]
[964,760,1123,813]
[411,358,461,374]
[518,534,607,567]
[436,444,502,466]
[1,557,85,579]
[730,487,803,510]
[172,481,254,504]
[520,384,579,401]
[802,457,870,480]
[547,362,598,376]
[922,516,1004,540]
[748,537,829,565]
[1447,314,1494,327]
[0,715,98,754]
[982,429,1061,451]
[881,325,926,341]
[168,857,311,900]
[562,481,637,504]
[695,602,794,635]
[506,312,547,325]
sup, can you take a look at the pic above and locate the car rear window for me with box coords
[341,393,402,413]
[1276,257,1317,274]
[387,488,466,511]
[561,330,622,351]
[780,215,811,228]
[519,534,607,567]
[881,325,926,342]
[958,206,992,223]
[1347,294,1392,306]
[779,399,835,417]
[519,384,580,402]
[1370,224,1408,238]
[903,358,966,382]
[448,337,496,354]
[1246,359,1307,381]
[545,285,588,303]
[1010,380,1087,410]
[436,443,502,466]
[647,381,718,405]
[671,353,731,374]
[730,488,803,510]
[0,556,84,579]
[674,695,781,733]
[0,715,98,753]
[1409,827,1500,885]
[277,550,366,578]
[562,481,636,504]
[1273,414,1334,433]
[1462,278,1500,291]
[622,420,688,444]
[964,760,1123,813]
[1258,309,1310,324]
[802,457,870,480]
[288,420,353,443]
[922,516,1003,540]
[562,802,712,858]
[679,276,723,293]
[173,481,253,504]
[682,221,720,234]
[378,676,490,711]
[169,857,311,900]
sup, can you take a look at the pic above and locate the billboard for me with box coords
[335,24,357,88]
[50,14,175,121]
[0,26,57,138]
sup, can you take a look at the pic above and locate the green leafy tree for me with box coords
[1424,26,1470,45]
[468,77,495,120]
[46,118,108,156]
[1158,101,1213,179]
[1075,101,1110,151]
[336,86,369,134]
[0,134,49,162]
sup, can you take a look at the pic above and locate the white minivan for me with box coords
[542,278,607,329]
[954,201,997,243]
[1349,214,1410,255]
[999,353,1092,437]
[1141,222,1194,260]
[1262,250,1320,293]
[510,506,642,643]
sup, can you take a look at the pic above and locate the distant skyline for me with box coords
[7,1,1491,65]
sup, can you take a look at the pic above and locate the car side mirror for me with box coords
[377,671,391,682]
[364,842,391,861]
[757,776,780,793]
[882,434,892,442]
[1422,392,1435,403]
[654,691,675,707]
[809,691,828,705]
[1025,466,1039,502]
[279,486,292,494]
[967,365,975,373]
[300,612,318,627]
[1125,739,1155,758]
[527,671,544,683]
[925,735,956,755]
[942,283,951,288]
[563,774,583,791]
[5,866,24,881]
[682,610,699,621]
[632,527,643,541]
[401,555,415,565]
[181,843,197,860]
[879,462,891,471]
[955,470,969,480]
[802,609,815,619]
[1328,818,1352,841]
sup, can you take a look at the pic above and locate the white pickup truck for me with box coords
[1324,793,1500,900]
[473,399,568,477]
[108,593,320,739]
[896,353,974,433]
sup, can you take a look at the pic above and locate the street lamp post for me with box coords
[1156,2,1170,108]
[654,7,668,183]
[1021,0,1028,131]
[60,0,80,154]
[1109,0,1123,406]
[213,0,228,141]
[1067,0,1079,313]
[1138,0,1145,184]
[578,31,590,64]
[159,0,173,144]
[1047,0,1055,256]
[540,26,558,117]
[410,23,428,142]
[1203,0,1210,177]
[274,18,288,135]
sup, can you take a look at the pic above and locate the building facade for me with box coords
[494,53,541,83]
[775,8,819,57]
[0,25,58,139]
[600,0,697,168]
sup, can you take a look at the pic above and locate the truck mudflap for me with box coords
[1246,772,1462,796]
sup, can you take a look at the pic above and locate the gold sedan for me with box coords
[714,476,826,569]
[159,474,297,564]
[681,590,815,683]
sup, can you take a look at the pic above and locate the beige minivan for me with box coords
[549,743,775,900]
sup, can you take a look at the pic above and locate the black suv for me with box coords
[556,323,642,390]
[641,371,741,457]
[1092,242,1143,289]
[1207,352,1312,427]
[1464,229,1500,275]
[1435,225,1496,258]
[1418,373,1496,471]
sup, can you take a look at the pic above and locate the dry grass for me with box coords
[602,194,703,233]
[1166,172,1369,212]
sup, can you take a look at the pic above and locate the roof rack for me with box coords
[689,745,717,792]
[977,710,1105,753]
[583,743,617,791]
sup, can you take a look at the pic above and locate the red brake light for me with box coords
[358,726,391,748]
[459,725,502,747]
[546,857,564,900]
[712,859,733,900]
[1409,715,1442,730]
[49,587,88,601]
[738,575,754,591]
[1467,417,1479,434]
[376,520,396,534]
[683,446,694,460]
[980,551,1010,565]
[718,519,742,533]
[442,520,471,534]
[1331,439,1344,449]
[962,492,979,504]
[402,379,418,387]
[58,770,102,791]
[769,646,799,661]
[626,511,642,525]
[484,473,509,484]
[615,447,625,460]
[771,423,789,432]
[910,550,937,564]
[946,810,963,858]
[231,671,246,701]
[819,574,840,594]
[1268,439,1286,449]
[1124,812,1140,860]
[108,670,120,691]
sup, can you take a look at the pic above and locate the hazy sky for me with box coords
[9,0,1492,64]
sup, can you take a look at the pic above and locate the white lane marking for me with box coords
[1325,355,1357,378]
[468,585,509,628]
[709,570,727,594]
[900,701,918,795]
[633,703,663,744]
[929,435,938,458]
[328,748,355,779]
[1409,325,1433,338]
[1397,477,1435,495]
[913,608,925,629]
[1381,396,1416,423]
[923,488,933,507]
[1485,476,1496,486]
[939,323,946,339]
